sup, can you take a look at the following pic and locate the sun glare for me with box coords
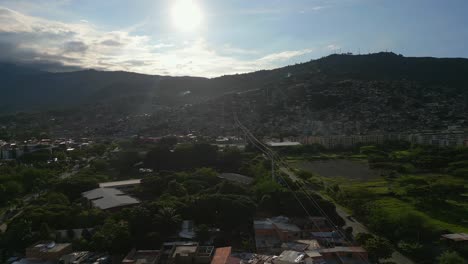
[171,0,203,31]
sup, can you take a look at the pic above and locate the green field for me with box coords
[287,144,468,262]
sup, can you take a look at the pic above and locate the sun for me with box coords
[171,0,203,31]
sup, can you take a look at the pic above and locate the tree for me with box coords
[437,251,466,264]
[362,236,394,263]
[195,224,211,244]
[91,219,131,254]
[67,229,75,240]
[39,223,52,240]
[167,180,187,197]
[154,207,182,236]
[81,229,92,241]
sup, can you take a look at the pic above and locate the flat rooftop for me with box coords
[441,233,468,241]
[266,142,301,147]
[276,250,305,263]
[99,179,142,188]
[30,242,71,253]
[122,250,160,264]
[82,188,140,210]
[172,245,198,257]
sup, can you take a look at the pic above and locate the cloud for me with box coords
[0,6,315,77]
[100,39,122,46]
[326,44,340,51]
[63,41,88,53]
[258,49,313,63]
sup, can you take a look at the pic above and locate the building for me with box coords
[315,247,368,264]
[441,233,468,249]
[255,216,322,253]
[122,249,161,264]
[160,242,214,264]
[310,232,346,247]
[99,179,142,191]
[266,142,301,147]
[59,251,110,264]
[272,250,305,264]
[210,247,233,264]
[178,220,196,240]
[81,188,140,211]
[26,242,72,261]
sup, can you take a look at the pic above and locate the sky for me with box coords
[0,0,467,77]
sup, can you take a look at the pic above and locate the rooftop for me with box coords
[99,179,142,188]
[310,232,341,239]
[441,233,468,242]
[294,240,321,250]
[82,188,140,210]
[266,142,301,147]
[318,247,366,254]
[172,245,198,257]
[254,220,274,230]
[274,251,305,263]
[211,247,232,264]
[122,249,160,264]
[28,242,71,253]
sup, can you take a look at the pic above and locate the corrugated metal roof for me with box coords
[441,233,468,241]
[82,188,140,210]
[99,179,142,188]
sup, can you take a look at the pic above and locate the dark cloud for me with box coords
[0,38,83,72]
[100,39,122,46]
[123,60,150,67]
[63,41,88,53]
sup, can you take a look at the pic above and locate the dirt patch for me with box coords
[295,159,381,181]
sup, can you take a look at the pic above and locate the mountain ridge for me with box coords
[1,52,467,137]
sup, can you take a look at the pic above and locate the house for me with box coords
[316,246,368,264]
[310,232,346,247]
[239,254,275,264]
[81,188,140,211]
[272,251,305,264]
[122,249,160,264]
[281,240,320,252]
[441,233,468,243]
[254,216,302,253]
[441,233,468,248]
[25,241,72,261]
[160,242,214,264]
[59,252,110,264]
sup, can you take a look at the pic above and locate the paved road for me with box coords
[279,167,299,182]
[281,166,415,264]
[333,203,415,264]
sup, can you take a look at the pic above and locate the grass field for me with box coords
[291,159,381,181]
[289,158,468,233]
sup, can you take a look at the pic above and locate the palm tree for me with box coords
[154,207,182,235]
